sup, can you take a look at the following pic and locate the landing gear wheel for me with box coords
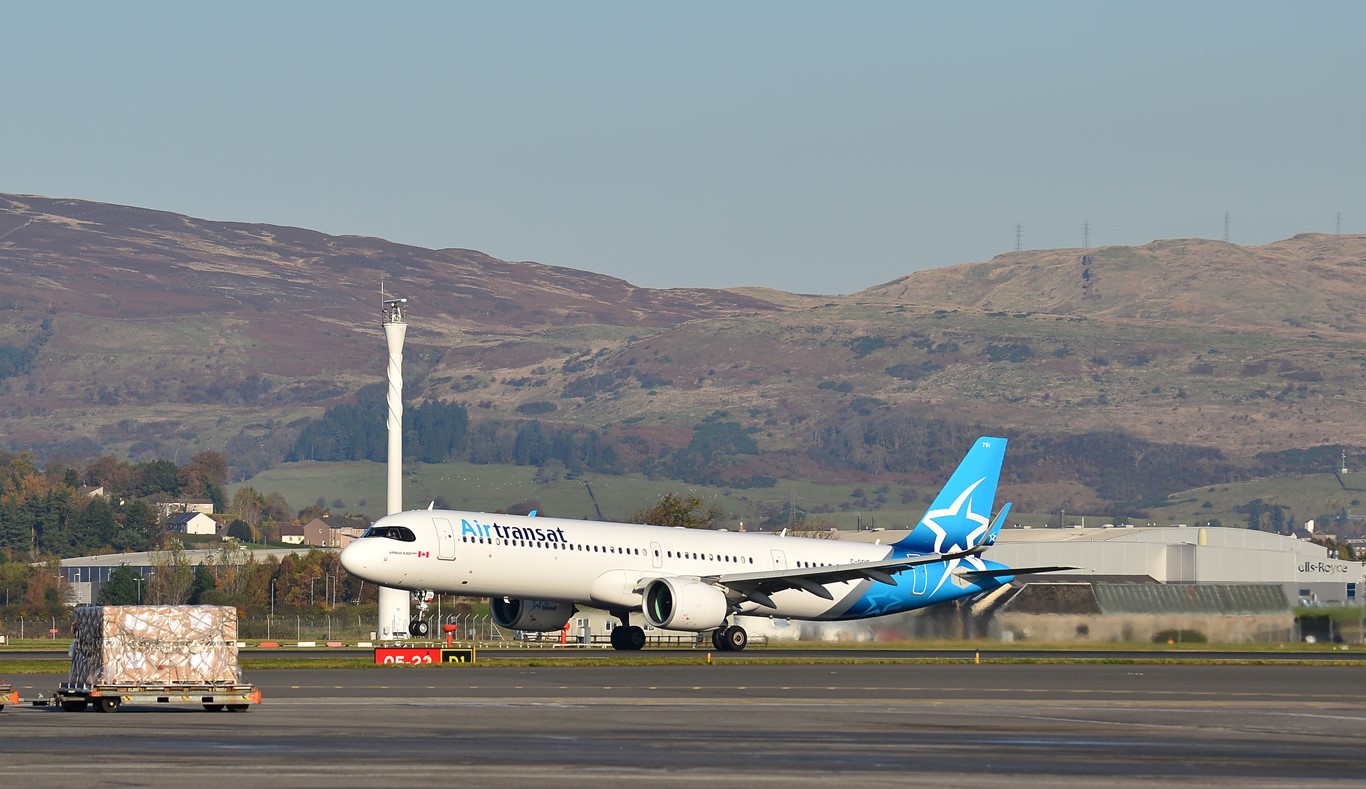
[711,629,727,651]
[624,625,647,651]
[96,697,121,713]
[203,704,224,712]
[610,626,626,650]
[721,625,747,652]
[409,619,430,638]
[62,700,89,712]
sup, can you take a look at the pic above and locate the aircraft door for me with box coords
[770,550,787,570]
[434,517,456,561]
[912,564,928,595]
[650,542,663,569]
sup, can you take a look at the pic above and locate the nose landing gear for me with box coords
[408,590,434,637]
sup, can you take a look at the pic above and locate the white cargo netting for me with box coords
[68,605,240,687]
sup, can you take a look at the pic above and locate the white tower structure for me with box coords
[377,296,411,641]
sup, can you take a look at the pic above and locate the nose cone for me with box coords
[339,539,370,579]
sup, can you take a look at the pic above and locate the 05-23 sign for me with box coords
[374,647,475,665]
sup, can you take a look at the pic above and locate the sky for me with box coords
[4,2,1363,294]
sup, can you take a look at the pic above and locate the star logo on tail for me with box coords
[918,477,990,596]
[919,477,990,554]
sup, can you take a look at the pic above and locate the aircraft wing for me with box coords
[695,547,985,607]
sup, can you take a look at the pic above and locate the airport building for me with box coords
[847,524,1362,606]
[837,524,1363,643]
[57,547,331,605]
[988,525,1362,606]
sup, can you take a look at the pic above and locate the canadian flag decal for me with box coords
[418,551,430,558]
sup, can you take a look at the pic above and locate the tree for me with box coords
[98,564,141,605]
[146,540,194,605]
[201,542,255,606]
[84,455,134,494]
[262,492,292,524]
[232,486,265,531]
[627,492,725,530]
[134,459,181,497]
[0,561,31,608]
[74,496,118,554]
[188,564,216,604]
[24,557,69,616]
[114,499,161,552]
[179,451,228,494]
[227,519,254,542]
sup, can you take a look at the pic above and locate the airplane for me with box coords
[340,436,1065,650]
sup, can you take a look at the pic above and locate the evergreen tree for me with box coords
[134,459,181,497]
[74,497,118,554]
[188,564,216,604]
[98,564,141,605]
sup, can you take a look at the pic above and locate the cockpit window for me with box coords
[362,525,416,542]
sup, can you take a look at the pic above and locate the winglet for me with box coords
[981,502,1011,548]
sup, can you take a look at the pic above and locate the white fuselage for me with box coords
[341,509,908,621]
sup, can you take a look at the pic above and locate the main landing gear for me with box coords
[710,624,748,652]
[609,625,647,651]
[608,609,647,651]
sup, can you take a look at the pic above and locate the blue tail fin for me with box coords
[893,437,1007,554]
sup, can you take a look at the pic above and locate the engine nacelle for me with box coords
[489,598,576,632]
[641,577,729,631]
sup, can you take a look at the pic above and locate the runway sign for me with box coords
[374,647,476,665]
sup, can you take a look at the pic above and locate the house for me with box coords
[157,499,215,519]
[279,523,306,545]
[165,512,218,536]
[302,515,370,548]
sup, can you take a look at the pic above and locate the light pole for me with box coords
[310,577,319,606]
[135,576,143,604]
[270,579,276,616]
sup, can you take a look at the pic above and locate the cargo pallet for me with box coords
[53,682,261,713]
[0,683,16,711]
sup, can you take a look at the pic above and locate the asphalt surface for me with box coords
[3,663,1364,788]
[6,646,1366,662]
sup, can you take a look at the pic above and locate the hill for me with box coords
[3,192,1365,514]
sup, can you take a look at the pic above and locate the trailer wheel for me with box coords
[96,697,121,713]
[203,704,224,712]
[62,700,88,712]
[226,704,249,713]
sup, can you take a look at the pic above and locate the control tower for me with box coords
[377,296,411,641]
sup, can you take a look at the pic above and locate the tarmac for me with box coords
[2,663,1364,788]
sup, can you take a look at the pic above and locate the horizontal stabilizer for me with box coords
[958,565,1075,580]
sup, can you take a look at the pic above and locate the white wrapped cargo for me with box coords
[68,605,240,687]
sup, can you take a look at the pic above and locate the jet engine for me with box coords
[489,597,576,632]
[641,577,729,631]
